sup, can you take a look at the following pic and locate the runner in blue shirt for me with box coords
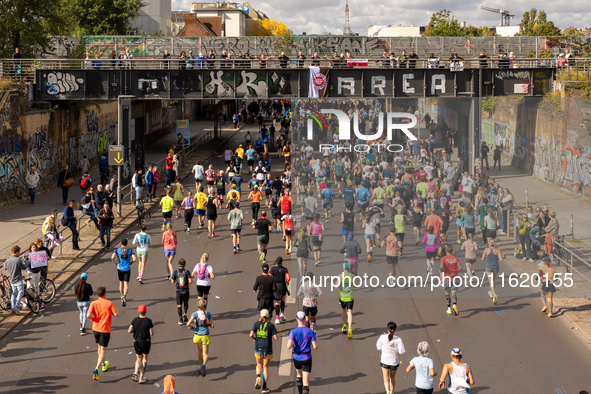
[246,146,257,174]
[288,311,318,394]
[355,181,371,222]
[111,239,137,307]
[343,181,355,206]
[255,138,264,153]
[321,185,334,220]
[231,174,244,193]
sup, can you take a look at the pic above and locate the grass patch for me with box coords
[567,238,581,244]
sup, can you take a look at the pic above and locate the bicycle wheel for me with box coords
[26,295,40,314]
[39,279,56,303]
[141,209,151,223]
[0,280,11,311]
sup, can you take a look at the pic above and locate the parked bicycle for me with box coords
[23,277,41,314]
[136,198,151,227]
[0,264,12,311]
[38,267,56,303]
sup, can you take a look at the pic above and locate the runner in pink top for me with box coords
[422,225,441,275]
[461,233,478,278]
[162,223,177,279]
[309,213,325,267]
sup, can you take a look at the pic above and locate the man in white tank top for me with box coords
[438,348,474,394]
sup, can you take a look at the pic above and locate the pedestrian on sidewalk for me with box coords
[87,286,118,381]
[406,341,437,394]
[26,165,40,204]
[112,239,136,306]
[63,200,81,250]
[518,213,534,262]
[98,202,114,251]
[133,224,152,283]
[81,189,99,230]
[75,272,93,335]
[187,298,214,377]
[80,155,91,175]
[129,304,154,384]
[151,167,159,199]
[58,165,74,205]
[165,153,175,188]
[163,223,177,280]
[438,349,475,392]
[481,142,490,170]
[493,145,502,170]
[376,321,405,394]
[287,311,317,394]
[499,188,513,234]
[171,258,192,324]
[134,170,144,206]
[80,171,93,195]
[5,245,26,314]
[144,166,154,202]
[250,309,278,394]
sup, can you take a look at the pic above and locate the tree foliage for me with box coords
[58,0,147,36]
[517,9,561,36]
[260,19,292,37]
[423,10,494,37]
[0,0,63,57]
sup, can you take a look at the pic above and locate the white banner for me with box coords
[450,61,464,72]
[30,251,48,268]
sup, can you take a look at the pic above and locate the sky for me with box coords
[172,0,591,35]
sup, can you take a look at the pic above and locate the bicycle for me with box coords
[552,234,569,265]
[38,267,56,303]
[23,277,41,314]
[136,198,151,227]
[0,264,12,311]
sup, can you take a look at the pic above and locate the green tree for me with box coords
[423,10,495,37]
[517,9,561,36]
[0,0,62,57]
[60,0,147,36]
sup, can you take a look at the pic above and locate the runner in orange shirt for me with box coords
[424,209,443,237]
[87,286,119,380]
[249,186,262,226]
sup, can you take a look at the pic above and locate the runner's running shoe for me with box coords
[93,369,99,380]
[347,328,352,339]
[541,305,548,313]
[255,377,262,390]
[102,361,109,372]
[452,305,459,316]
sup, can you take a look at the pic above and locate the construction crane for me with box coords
[343,0,351,36]
[480,6,515,26]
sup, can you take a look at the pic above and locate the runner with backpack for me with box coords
[192,253,215,301]
[170,258,193,325]
[132,225,152,284]
[186,298,214,377]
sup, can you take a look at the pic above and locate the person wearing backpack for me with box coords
[80,170,92,194]
[186,298,214,377]
[133,225,152,284]
[111,239,137,307]
[170,258,193,325]
[192,253,215,301]
[144,166,154,202]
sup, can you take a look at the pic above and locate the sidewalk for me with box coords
[0,120,222,256]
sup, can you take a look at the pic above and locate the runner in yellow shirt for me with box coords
[235,144,245,160]
[195,186,208,229]
[159,190,175,231]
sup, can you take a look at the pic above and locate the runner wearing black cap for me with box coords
[270,257,291,324]
[254,263,277,319]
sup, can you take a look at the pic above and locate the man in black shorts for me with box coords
[253,210,273,263]
[170,258,192,325]
[287,311,318,394]
[254,263,277,319]
[129,304,154,384]
[269,190,282,233]
[87,286,118,381]
[270,256,290,324]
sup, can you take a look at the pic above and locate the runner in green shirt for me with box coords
[476,198,491,244]
[372,181,386,209]
[339,261,354,339]
[160,190,175,231]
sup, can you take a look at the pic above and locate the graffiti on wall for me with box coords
[482,119,515,156]
[27,127,62,185]
[0,139,25,192]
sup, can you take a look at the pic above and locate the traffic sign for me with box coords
[108,145,124,166]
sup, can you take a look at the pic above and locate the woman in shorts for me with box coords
[422,226,440,275]
[539,256,557,317]
[455,201,466,245]
[411,199,424,245]
[187,299,214,377]
[461,233,478,278]
[294,226,312,279]
[376,321,405,394]
[192,253,215,301]
[481,239,503,305]
[162,223,177,280]
[297,272,322,332]
[206,191,220,237]
[461,205,477,239]
[309,213,325,267]
[249,309,278,393]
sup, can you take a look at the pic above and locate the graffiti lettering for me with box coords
[204,71,233,96]
[45,72,84,94]
[236,70,267,98]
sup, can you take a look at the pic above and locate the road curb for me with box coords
[0,130,239,344]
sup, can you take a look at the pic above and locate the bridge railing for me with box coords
[1,57,589,86]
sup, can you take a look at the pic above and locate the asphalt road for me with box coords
[1,132,590,394]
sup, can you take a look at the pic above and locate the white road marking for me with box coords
[278,336,292,376]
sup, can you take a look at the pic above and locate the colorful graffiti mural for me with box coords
[0,139,25,193]
[482,119,516,156]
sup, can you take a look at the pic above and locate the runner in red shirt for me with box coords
[279,190,292,242]
[440,245,462,316]
[424,209,443,236]
[415,169,428,183]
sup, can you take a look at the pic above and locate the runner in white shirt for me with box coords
[192,160,204,190]
[132,224,152,283]
[224,148,233,165]
[297,272,323,332]
[376,321,405,394]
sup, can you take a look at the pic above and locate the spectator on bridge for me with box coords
[110,50,117,69]
[124,48,135,69]
[565,49,575,66]
[427,53,440,69]
[178,51,187,70]
[389,53,398,68]
[162,49,171,70]
[243,52,252,68]
[478,51,489,68]
[186,51,195,70]
[84,53,92,69]
[398,50,408,68]
[297,51,306,68]
[258,53,274,69]
[207,49,215,68]
[12,47,22,71]
[92,54,102,70]
[408,51,419,68]
[278,52,289,68]
[197,52,206,68]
